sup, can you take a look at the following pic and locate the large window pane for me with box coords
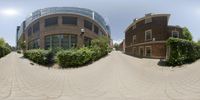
[45,36,51,49]
[84,37,91,47]
[145,47,151,57]
[28,27,32,37]
[61,35,69,49]
[52,35,60,48]
[84,20,92,30]
[28,39,40,49]
[71,35,77,48]
[45,17,58,27]
[94,25,99,34]
[145,30,152,40]
[172,31,179,38]
[62,16,77,25]
[33,21,40,33]
[44,34,77,49]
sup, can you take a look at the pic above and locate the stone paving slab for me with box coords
[0,51,200,100]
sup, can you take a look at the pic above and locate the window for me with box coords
[99,30,103,36]
[133,35,136,44]
[45,34,77,49]
[145,46,152,57]
[133,47,137,56]
[172,31,179,38]
[28,39,40,49]
[71,34,77,48]
[84,37,92,47]
[33,22,40,33]
[61,35,69,49]
[145,30,152,41]
[62,16,77,25]
[84,20,92,30]
[139,47,144,57]
[145,17,152,24]
[132,25,136,30]
[94,25,99,34]
[45,36,51,49]
[28,27,32,37]
[45,17,58,27]
[52,35,60,48]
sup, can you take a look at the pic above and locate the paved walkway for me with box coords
[0,51,200,100]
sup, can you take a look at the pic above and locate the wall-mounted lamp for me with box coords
[81,28,85,36]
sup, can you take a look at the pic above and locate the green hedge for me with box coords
[0,45,11,58]
[24,49,53,65]
[167,38,200,66]
[56,47,93,68]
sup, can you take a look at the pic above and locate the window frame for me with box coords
[133,35,136,44]
[62,16,78,25]
[28,27,32,37]
[133,47,137,56]
[93,25,99,34]
[44,34,77,50]
[33,21,40,33]
[139,46,144,57]
[145,46,152,57]
[145,17,152,24]
[84,20,93,31]
[84,36,92,47]
[44,17,58,27]
[145,29,152,41]
[171,30,179,38]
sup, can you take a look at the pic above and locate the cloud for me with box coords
[113,39,123,44]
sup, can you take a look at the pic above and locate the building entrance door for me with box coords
[139,48,144,57]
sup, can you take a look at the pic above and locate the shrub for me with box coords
[166,38,200,66]
[0,45,11,58]
[0,38,11,58]
[91,36,110,54]
[56,47,93,68]
[90,45,102,61]
[24,49,53,65]
[17,50,21,54]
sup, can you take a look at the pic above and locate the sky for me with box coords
[0,0,200,46]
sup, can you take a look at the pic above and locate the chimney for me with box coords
[133,18,138,22]
[145,13,153,17]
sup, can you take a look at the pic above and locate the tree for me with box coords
[198,40,200,44]
[114,43,119,50]
[0,38,5,46]
[182,27,193,41]
[20,41,26,53]
[91,36,110,55]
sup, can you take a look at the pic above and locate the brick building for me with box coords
[16,7,111,50]
[125,13,182,59]
[119,39,125,52]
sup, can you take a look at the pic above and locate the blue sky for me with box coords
[0,0,200,46]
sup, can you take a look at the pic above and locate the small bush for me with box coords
[17,50,21,54]
[167,38,200,66]
[0,45,11,58]
[56,47,93,68]
[24,49,53,65]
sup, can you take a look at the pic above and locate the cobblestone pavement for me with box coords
[0,51,200,100]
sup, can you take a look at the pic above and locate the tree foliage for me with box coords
[182,27,193,41]
[0,38,11,58]
[114,43,119,50]
[167,38,200,66]
[0,38,5,46]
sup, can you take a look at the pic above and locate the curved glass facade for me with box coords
[44,34,77,49]
[17,7,110,41]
